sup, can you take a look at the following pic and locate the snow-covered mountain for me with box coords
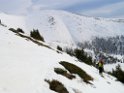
[1,10,124,47]
[0,19,124,93]
[26,10,124,44]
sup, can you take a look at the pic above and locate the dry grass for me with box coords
[54,68,76,79]
[45,79,69,93]
[60,61,93,83]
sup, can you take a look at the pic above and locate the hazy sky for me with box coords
[0,0,124,18]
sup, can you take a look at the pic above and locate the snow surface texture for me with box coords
[0,19,124,93]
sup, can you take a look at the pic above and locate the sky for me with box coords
[0,0,124,18]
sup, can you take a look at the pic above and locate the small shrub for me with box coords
[108,65,124,83]
[74,48,93,65]
[30,29,45,42]
[17,28,24,33]
[9,28,17,33]
[54,68,75,79]
[60,61,93,83]
[9,28,24,33]
[57,46,63,51]
[45,79,69,93]
[65,48,74,56]
[65,48,93,65]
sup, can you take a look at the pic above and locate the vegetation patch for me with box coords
[108,65,124,83]
[16,28,24,33]
[54,68,76,80]
[45,79,69,93]
[65,48,93,65]
[9,28,51,49]
[30,29,44,42]
[9,28,24,33]
[65,48,74,56]
[74,48,93,65]
[57,45,63,51]
[59,61,93,83]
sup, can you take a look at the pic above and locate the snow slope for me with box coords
[1,10,124,46]
[0,22,124,93]
[105,63,124,72]
[0,13,26,31]
[26,10,124,44]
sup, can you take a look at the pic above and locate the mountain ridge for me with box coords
[1,10,124,45]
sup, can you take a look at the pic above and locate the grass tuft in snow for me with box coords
[45,79,69,93]
[54,68,76,79]
[60,61,93,83]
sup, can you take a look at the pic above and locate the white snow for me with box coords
[0,20,124,93]
[105,63,124,72]
[0,13,27,31]
[26,10,124,44]
[1,10,124,47]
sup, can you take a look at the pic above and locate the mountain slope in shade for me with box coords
[0,22,124,93]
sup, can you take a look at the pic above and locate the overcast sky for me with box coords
[0,0,124,18]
